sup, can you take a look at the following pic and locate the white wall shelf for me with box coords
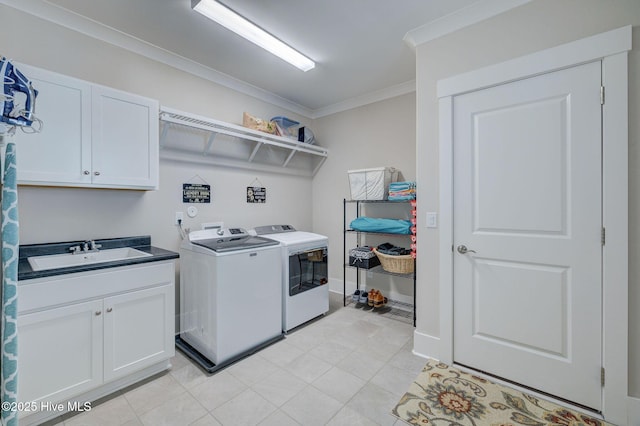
[159,107,328,177]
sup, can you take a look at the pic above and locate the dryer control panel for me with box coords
[254,224,296,235]
[189,227,249,242]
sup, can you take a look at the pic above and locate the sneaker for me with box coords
[359,291,368,304]
[352,289,361,303]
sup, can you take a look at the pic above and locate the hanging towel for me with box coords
[1,142,19,426]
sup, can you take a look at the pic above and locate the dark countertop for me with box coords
[19,235,179,281]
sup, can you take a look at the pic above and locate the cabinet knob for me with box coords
[94,171,101,176]
[95,311,102,316]
[106,307,113,313]
[83,170,90,175]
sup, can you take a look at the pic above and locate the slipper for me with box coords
[374,291,385,308]
[368,289,377,307]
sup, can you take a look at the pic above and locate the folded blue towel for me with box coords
[388,194,415,201]
[350,217,412,234]
[389,182,413,190]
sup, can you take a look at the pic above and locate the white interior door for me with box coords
[452,60,602,410]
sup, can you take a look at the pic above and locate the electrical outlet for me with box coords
[175,211,184,225]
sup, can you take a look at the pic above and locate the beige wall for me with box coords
[311,93,416,303]
[0,5,314,253]
[414,0,640,398]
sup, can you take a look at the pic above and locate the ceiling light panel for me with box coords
[192,0,315,72]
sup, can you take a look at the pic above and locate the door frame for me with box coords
[437,26,630,423]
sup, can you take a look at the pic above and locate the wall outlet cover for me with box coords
[426,212,438,228]
[175,211,184,225]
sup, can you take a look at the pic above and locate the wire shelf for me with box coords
[345,296,414,325]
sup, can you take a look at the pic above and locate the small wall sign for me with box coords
[247,186,266,203]
[183,183,211,203]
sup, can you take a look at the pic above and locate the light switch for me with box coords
[426,212,437,228]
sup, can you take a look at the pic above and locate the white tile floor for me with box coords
[45,293,426,426]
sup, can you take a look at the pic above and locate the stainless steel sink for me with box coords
[28,247,152,271]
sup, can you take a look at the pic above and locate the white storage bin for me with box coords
[348,167,398,200]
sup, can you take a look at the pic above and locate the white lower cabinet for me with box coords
[18,299,103,405]
[104,285,174,382]
[17,261,175,424]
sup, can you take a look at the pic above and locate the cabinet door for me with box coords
[103,285,174,382]
[17,300,103,406]
[14,64,92,186]
[91,86,159,190]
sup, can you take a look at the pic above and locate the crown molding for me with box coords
[310,80,416,119]
[404,0,531,48]
[0,0,315,118]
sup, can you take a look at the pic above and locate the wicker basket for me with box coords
[373,248,414,274]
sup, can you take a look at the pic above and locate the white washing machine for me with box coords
[254,225,329,332]
[177,228,283,372]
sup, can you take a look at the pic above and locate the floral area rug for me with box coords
[392,360,614,426]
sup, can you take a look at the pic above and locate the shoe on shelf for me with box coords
[352,289,361,303]
[368,289,377,307]
[374,291,385,308]
[359,291,368,304]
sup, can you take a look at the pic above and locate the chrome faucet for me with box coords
[89,240,102,252]
[69,240,102,254]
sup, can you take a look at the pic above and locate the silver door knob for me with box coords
[95,311,102,316]
[94,171,101,176]
[83,170,90,175]
[457,245,476,254]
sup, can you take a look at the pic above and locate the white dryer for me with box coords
[255,225,329,332]
[177,228,283,372]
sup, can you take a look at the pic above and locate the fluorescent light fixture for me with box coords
[192,0,315,72]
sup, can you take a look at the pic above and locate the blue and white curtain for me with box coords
[1,140,19,426]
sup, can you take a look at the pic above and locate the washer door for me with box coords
[288,248,328,296]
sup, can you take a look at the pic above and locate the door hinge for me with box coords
[601,367,605,386]
[600,86,605,105]
[601,227,606,246]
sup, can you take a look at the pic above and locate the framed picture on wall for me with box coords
[247,186,266,203]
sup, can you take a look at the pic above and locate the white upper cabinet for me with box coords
[91,86,159,189]
[14,63,159,190]
[14,65,92,186]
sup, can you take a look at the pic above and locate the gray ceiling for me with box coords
[45,0,482,112]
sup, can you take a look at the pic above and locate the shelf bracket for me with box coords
[283,150,296,167]
[312,155,327,176]
[159,121,169,148]
[248,142,262,162]
[203,132,217,156]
